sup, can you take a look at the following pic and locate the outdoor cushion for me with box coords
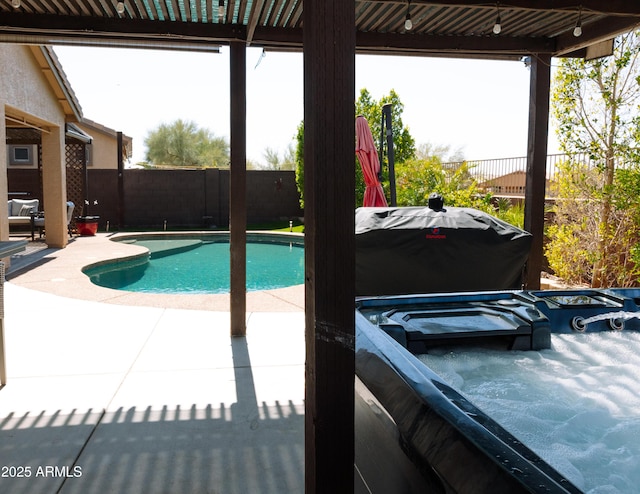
[18,204,35,216]
[8,216,31,225]
[9,199,39,217]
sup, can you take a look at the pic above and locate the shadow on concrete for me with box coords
[0,338,304,494]
[0,402,304,494]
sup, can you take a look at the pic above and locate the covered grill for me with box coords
[356,202,532,296]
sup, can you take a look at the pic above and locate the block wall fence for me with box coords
[8,168,303,230]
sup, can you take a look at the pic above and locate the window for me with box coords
[7,144,37,167]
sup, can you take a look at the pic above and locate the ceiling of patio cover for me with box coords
[1,2,639,59]
[356,115,387,208]
[355,205,532,296]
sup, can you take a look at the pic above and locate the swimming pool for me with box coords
[83,232,304,294]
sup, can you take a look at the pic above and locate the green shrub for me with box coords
[545,160,640,287]
[394,158,524,228]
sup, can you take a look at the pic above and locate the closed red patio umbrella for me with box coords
[356,115,388,207]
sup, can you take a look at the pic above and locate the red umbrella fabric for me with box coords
[356,115,388,207]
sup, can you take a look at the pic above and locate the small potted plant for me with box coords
[76,199,100,236]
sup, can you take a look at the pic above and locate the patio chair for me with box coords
[33,201,75,239]
[8,198,39,239]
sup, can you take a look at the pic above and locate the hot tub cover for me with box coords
[356,206,532,296]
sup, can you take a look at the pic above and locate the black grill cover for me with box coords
[356,206,532,296]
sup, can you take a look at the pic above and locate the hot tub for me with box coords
[355,289,640,494]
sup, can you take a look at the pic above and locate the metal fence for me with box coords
[441,153,597,199]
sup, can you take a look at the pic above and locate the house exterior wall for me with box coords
[480,172,552,197]
[76,124,119,169]
[1,45,69,247]
[0,45,67,125]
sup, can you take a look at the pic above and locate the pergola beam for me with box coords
[5,10,639,59]
[0,20,555,58]
[554,16,640,56]
[355,30,555,56]
[0,12,246,46]
[245,0,266,45]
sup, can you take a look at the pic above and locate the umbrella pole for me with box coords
[382,104,397,206]
[379,112,385,182]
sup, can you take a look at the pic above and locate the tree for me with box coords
[416,143,464,163]
[145,119,229,167]
[262,145,296,170]
[548,31,640,287]
[246,158,262,170]
[545,159,640,286]
[395,157,492,212]
[355,89,416,206]
[355,88,415,165]
[294,89,416,208]
[395,144,525,227]
[294,122,304,208]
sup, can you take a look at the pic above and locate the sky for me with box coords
[54,45,560,167]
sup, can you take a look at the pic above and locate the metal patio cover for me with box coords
[0,1,639,58]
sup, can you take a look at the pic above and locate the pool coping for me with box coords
[7,232,305,312]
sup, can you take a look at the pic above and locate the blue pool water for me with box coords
[85,238,304,294]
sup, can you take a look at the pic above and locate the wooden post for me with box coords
[304,0,356,491]
[524,54,551,289]
[229,41,247,336]
[117,131,124,230]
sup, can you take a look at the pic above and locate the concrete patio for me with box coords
[1,234,305,493]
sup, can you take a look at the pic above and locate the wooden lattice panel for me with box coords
[66,143,86,227]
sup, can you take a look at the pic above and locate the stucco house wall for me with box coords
[3,46,135,247]
[77,119,132,170]
[1,44,72,246]
[0,45,69,126]
[83,126,114,169]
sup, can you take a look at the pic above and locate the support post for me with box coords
[41,125,68,248]
[229,41,247,336]
[0,261,6,385]
[117,131,124,229]
[524,54,551,289]
[304,0,356,491]
[0,106,8,242]
[382,104,396,206]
